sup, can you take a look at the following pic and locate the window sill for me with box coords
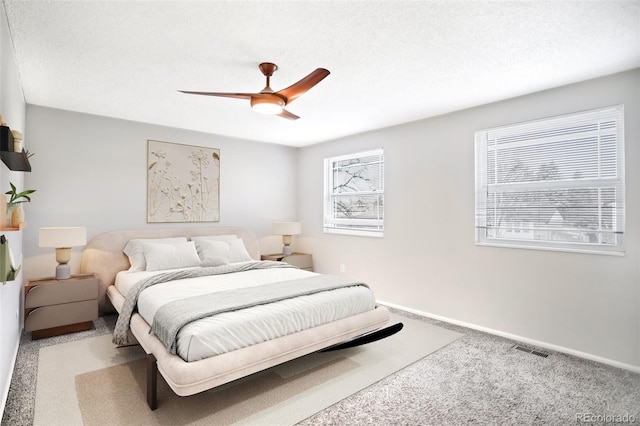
[324,228,383,238]
[475,242,624,256]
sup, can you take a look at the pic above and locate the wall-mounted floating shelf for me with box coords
[0,151,31,172]
[0,222,27,232]
[0,125,31,172]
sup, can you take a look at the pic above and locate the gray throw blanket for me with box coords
[112,260,296,346]
[152,274,369,355]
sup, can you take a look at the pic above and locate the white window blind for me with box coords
[475,105,625,254]
[324,149,384,237]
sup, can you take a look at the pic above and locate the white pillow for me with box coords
[195,238,252,263]
[123,237,188,272]
[142,241,202,272]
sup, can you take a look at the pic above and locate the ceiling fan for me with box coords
[179,62,330,120]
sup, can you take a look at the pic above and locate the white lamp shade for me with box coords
[272,222,301,236]
[39,227,87,248]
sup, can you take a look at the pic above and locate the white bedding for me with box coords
[115,264,376,362]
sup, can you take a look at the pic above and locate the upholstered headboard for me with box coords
[80,226,260,312]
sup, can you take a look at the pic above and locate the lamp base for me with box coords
[283,245,292,255]
[55,264,71,280]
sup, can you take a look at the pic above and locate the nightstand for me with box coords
[261,253,313,271]
[24,273,99,339]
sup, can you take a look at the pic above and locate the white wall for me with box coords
[298,69,640,370]
[22,106,299,280]
[0,0,27,413]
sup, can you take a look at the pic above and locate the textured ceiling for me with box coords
[3,1,640,147]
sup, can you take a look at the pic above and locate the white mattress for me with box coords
[115,264,376,362]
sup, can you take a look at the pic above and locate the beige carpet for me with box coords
[35,314,463,425]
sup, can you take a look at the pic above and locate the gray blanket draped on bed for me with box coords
[113,261,369,356]
[113,261,295,346]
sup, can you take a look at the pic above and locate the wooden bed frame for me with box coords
[80,226,399,409]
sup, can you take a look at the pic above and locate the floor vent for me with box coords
[513,344,549,358]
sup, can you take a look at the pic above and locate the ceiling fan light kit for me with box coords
[251,96,284,115]
[180,62,330,120]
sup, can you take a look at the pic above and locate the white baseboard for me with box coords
[378,300,640,374]
[0,338,20,417]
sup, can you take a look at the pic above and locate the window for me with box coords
[475,105,625,254]
[324,148,384,237]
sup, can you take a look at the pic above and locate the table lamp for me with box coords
[39,227,87,279]
[273,222,301,255]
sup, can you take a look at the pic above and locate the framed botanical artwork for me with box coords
[147,140,220,223]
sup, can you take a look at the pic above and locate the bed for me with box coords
[80,226,400,409]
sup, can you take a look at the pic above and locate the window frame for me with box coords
[323,148,384,237]
[474,105,625,255]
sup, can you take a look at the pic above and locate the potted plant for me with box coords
[5,182,35,227]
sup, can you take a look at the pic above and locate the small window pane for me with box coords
[324,149,384,237]
[331,194,383,220]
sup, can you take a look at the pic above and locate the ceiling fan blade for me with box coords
[278,109,300,120]
[276,68,330,105]
[178,90,254,100]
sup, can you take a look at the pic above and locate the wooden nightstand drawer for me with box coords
[282,254,313,270]
[25,300,98,332]
[24,274,99,339]
[261,253,313,271]
[25,277,98,308]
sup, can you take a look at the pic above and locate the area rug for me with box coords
[34,314,463,425]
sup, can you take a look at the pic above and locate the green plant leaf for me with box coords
[5,182,36,206]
